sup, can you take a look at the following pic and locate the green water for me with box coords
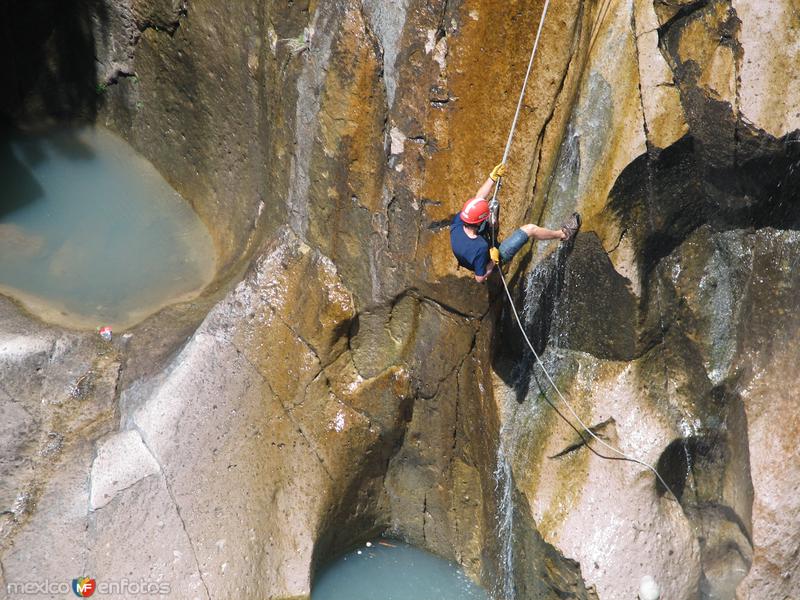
[312,540,490,600]
[0,126,216,329]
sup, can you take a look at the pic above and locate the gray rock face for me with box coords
[90,430,160,510]
[0,297,120,597]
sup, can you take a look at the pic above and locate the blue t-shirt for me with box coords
[450,214,489,276]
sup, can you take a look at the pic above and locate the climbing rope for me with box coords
[489,0,677,499]
[489,0,552,220]
[498,271,676,497]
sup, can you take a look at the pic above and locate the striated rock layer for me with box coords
[1,1,798,599]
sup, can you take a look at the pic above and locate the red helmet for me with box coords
[460,197,490,224]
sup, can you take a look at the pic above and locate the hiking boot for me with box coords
[560,212,581,242]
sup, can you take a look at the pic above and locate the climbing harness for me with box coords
[489,0,676,499]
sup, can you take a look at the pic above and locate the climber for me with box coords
[450,163,580,283]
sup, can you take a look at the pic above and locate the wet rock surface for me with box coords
[491,0,800,598]
[1,1,799,599]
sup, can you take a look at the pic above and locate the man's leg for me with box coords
[521,223,566,241]
[498,224,565,263]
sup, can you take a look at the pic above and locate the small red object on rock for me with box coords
[98,326,112,341]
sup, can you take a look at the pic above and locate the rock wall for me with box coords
[1,0,593,598]
[1,0,798,599]
[491,0,799,598]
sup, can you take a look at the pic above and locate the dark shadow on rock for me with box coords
[614,0,800,290]
[310,392,414,582]
[0,0,105,123]
[609,127,800,342]
[655,384,755,596]
[491,244,564,403]
[655,436,692,499]
[552,233,637,360]
[608,135,705,279]
[492,232,638,402]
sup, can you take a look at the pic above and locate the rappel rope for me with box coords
[489,0,677,500]
[489,0,552,218]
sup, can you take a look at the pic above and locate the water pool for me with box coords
[312,540,490,600]
[0,126,216,329]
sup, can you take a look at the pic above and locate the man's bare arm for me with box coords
[474,176,495,200]
[474,258,495,283]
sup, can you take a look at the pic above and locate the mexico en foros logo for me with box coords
[72,577,96,597]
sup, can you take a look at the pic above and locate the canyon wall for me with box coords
[1,1,798,599]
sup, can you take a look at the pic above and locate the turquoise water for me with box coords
[312,540,490,600]
[0,126,216,329]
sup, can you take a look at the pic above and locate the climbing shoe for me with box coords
[560,212,581,242]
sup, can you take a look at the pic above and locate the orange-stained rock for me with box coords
[5,0,800,599]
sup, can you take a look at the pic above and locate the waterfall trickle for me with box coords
[492,255,566,599]
[493,433,516,600]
